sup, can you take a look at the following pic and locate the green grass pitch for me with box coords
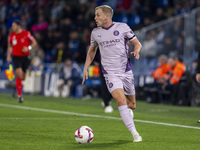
[0,93,200,150]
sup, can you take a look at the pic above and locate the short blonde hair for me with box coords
[95,5,113,18]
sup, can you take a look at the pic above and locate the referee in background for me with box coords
[6,20,37,103]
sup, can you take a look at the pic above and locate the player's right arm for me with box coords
[130,38,142,59]
[82,45,98,85]
[7,43,13,63]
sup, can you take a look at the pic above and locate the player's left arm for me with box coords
[29,38,37,49]
[130,38,142,59]
[22,31,37,52]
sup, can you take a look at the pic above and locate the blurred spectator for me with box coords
[53,29,63,44]
[155,0,169,7]
[162,36,174,55]
[60,18,73,42]
[142,31,157,59]
[31,15,48,32]
[44,31,54,51]
[61,5,73,20]
[67,31,81,61]
[152,55,171,81]
[196,51,200,82]
[20,14,28,30]
[29,45,45,61]
[34,31,45,48]
[156,26,165,54]
[48,18,58,31]
[143,17,151,27]
[195,16,200,51]
[174,3,183,15]
[58,58,82,97]
[193,0,200,8]
[0,1,7,24]
[160,56,187,105]
[144,55,172,103]
[7,0,20,17]
[166,7,174,18]
[181,0,192,13]
[175,36,184,55]
[75,13,86,32]
[51,0,63,20]
[171,18,184,41]
[192,58,198,74]
[30,56,44,73]
[24,12,32,30]
[153,7,166,23]
[19,0,30,15]
[6,10,20,29]
[53,41,67,63]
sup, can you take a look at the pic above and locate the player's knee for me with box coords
[115,98,127,106]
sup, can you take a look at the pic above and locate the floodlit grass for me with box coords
[0,93,200,150]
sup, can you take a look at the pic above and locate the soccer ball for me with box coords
[75,126,94,144]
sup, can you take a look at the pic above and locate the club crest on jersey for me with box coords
[12,39,17,45]
[113,30,119,36]
[109,83,113,88]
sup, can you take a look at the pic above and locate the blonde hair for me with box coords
[95,5,113,18]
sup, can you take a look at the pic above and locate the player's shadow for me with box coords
[72,140,132,149]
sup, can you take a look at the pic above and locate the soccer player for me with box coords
[82,5,142,142]
[196,51,200,123]
[196,52,200,83]
[7,20,37,102]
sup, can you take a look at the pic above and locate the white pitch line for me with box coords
[0,118,68,120]
[0,103,200,130]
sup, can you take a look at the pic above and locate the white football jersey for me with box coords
[90,22,136,74]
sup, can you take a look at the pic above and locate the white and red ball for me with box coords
[75,126,94,144]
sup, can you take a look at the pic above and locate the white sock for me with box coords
[118,105,135,132]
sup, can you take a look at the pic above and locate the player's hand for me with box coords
[196,73,200,83]
[22,46,29,53]
[157,78,165,83]
[162,81,168,90]
[7,55,12,63]
[82,69,88,85]
[131,50,140,59]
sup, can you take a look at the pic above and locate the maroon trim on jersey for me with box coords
[101,64,108,74]
[102,23,115,30]
[124,38,132,72]
[125,58,132,72]
[99,52,108,74]
[124,37,128,50]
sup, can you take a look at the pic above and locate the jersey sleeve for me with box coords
[123,23,136,41]
[27,31,35,42]
[90,30,98,47]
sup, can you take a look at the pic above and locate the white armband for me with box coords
[28,45,32,51]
